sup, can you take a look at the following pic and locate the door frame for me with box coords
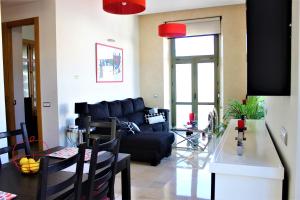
[2,17,43,150]
[170,35,220,127]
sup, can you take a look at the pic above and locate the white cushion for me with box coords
[149,108,158,115]
[148,115,165,124]
[131,122,141,132]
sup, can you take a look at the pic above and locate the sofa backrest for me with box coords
[108,101,123,117]
[88,101,110,121]
[121,99,134,116]
[132,98,145,112]
[87,97,145,122]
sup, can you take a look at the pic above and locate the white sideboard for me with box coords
[209,119,284,200]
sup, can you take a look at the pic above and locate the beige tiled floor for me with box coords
[114,149,212,200]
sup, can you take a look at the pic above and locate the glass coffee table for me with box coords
[171,127,210,151]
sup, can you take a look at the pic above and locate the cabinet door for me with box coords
[247,0,291,96]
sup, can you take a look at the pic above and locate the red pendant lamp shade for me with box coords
[158,23,187,38]
[103,0,146,15]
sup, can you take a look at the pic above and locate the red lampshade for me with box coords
[103,0,146,15]
[158,23,187,38]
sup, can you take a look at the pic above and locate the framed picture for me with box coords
[96,43,123,83]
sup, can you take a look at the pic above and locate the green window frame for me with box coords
[170,35,220,127]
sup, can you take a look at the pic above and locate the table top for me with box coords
[0,147,130,200]
[171,127,204,133]
[209,119,284,180]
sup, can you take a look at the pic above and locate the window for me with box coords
[171,35,219,129]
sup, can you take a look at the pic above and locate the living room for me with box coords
[0,0,299,200]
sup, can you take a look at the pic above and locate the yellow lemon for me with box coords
[30,162,39,166]
[22,170,30,174]
[21,165,30,173]
[28,158,36,164]
[29,161,40,173]
[30,167,39,173]
[19,157,29,165]
[22,163,30,169]
[20,158,40,173]
[30,166,39,170]
[29,163,39,168]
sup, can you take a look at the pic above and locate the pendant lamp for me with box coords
[158,23,187,38]
[103,0,146,15]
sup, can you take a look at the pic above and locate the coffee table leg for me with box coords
[172,131,205,151]
[121,159,131,200]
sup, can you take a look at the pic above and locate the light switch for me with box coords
[43,102,51,107]
[280,127,288,146]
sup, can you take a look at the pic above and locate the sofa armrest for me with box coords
[75,117,87,129]
[144,107,152,112]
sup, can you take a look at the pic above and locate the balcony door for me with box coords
[171,35,219,129]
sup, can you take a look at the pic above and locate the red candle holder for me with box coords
[238,120,245,129]
[189,113,195,122]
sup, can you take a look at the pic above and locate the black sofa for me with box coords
[76,97,175,166]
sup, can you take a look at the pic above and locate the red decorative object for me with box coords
[189,113,195,122]
[238,120,245,129]
[103,0,146,15]
[158,23,187,38]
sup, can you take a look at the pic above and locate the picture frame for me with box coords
[95,43,123,83]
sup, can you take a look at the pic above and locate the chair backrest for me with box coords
[86,138,120,200]
[37,143,86,200]
[84,116,117,144]
[0,123,31,166]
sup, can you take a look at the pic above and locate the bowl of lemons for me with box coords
[19,157,40,174]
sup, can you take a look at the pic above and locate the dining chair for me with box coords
[85,138,120,200]
[37,143,86,200]
[84,116,117,146]
[0,122,31,167]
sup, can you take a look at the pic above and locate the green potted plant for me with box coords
[224,96,265,121]
[216,96,265,137]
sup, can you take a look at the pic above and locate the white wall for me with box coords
[265,0,300,199]
[2,0,59,148]
[55,0,140,145]
[0,2,8,163]
[12,27,25,130]
[2,0,140,147]
[139,5,246,109]
[294,1,300,198]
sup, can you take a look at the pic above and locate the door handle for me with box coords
[13,100,16,105]
[194,93,197,100]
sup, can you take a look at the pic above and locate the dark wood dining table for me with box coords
[0,147,131,200]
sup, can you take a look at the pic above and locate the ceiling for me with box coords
[144,0,245,14]
[1,0,37,7]
[1,0,245,13]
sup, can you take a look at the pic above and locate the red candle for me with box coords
[189,113,195,122]
[238,120,245,129]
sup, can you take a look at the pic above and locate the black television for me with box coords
[247,0,292,96]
